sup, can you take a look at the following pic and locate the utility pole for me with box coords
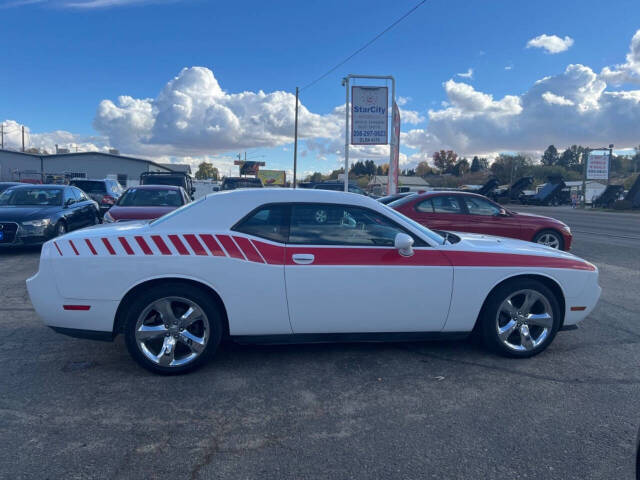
[293,86,299,189]
[21,125,25,152]
[1,123,3,150]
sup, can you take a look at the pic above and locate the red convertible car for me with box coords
[103,185,190,223]
[390,191,572,250]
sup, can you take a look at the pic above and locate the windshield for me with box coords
[222,179,263,189]
[70,181,106,193]
[0,188,63,206]
[380,203,445,245]
[387,194,419,208]
[118,188,184,207]
[142,176,186,187]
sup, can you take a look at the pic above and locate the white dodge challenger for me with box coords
[27,189,601,374]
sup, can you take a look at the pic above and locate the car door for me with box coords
[458,195,522,239]
[283,203,453,334]
[62,188,80,230]
[71,187,93,226]
[411,195,465,232]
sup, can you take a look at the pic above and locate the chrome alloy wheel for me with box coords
[536,233,560,249]
[495,289,553,352]
[134,297,210,368]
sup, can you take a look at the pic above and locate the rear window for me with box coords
[71,180,106,193]
[222,178,263,190]
[141,176,186,187]
[118,188,184,207]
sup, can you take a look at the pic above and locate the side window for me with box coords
[432,195,462,214]
[63,188,76,205]
[462,196,501,216]
[289,204,417,246]
[71,187,86,202]
[233,204,290,243]
[416,199,434,213]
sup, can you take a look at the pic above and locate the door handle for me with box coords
[292,253,315,265]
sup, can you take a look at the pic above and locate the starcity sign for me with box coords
[351,86,388,145]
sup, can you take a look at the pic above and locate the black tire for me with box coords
[92,213,100,225]
[54,221,66,238]
[123,282,223,375]
[532,229,564,250]
[480,278,561,358]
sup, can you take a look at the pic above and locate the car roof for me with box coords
[418,190,489,199]
[5,184,65,190]
[125,184,182,191]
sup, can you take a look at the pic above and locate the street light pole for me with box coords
[342,77,350,192]
[293,87,299,189]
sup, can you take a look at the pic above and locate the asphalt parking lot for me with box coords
[1,206,639,479]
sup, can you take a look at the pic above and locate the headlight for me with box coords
[22,219,51,227]
[103,211,115,223]
[562,224,571,233]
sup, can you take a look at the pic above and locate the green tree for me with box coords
[309,172,323,183]
[541,145,559,166]
[328,167,345,179]
[432,150,458,173]
[452,158,470,176]
[416,161,433,177]
[195,162,219,180]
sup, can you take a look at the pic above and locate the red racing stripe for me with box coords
[85,239,98,255]
[251,240,286,265]
[285,246,451,266]
[199,234,225,256]
[102,238,116,255]
[233,236,264,263]
[216,234,244,259]
[135,236,153,255]
[68,240,79,256]
[442,251,595,271]
[119,237,134,255]
[184,234,207,256]
[151,235,171,255]
[168,235,190,255]
[53,241,63,256]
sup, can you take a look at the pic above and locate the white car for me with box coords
[27,189,601,374]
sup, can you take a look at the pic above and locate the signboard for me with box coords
[388,101,400,195]
[258,169,286,186]
[234,160,265,176]
[351,86,388,145]
[586,153,609,180]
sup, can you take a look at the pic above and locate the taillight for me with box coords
[102,195,115,205]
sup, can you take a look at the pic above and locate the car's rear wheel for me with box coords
[533,229,563,250]
[480,278,561,358]
[124,283,222,374]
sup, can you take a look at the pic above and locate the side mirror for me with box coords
[64,199,74,208]
[497,208,509,217]
[394,232,414,257]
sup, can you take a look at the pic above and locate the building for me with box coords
[367,175,430,195]
[0,150,189,187]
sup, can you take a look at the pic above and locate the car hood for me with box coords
[0,206,59,222]
[450,231,579,260]
[108,205,177,220]
[510,211,568,228]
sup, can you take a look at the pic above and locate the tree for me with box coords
[415,161,433,177]
[490,154,531,184]
[432,150,458,173]
[195,162,219,180]
[541,145,559,166]
[309,172,323,183]
[328,167,344,179]
[376,163,389,175]
[364,160,377,176]
[401,169,416,176]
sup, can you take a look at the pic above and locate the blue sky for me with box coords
[1,0,640,176]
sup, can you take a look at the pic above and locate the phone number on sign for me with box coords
[353,130,387,137]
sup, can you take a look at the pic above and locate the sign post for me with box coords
[342,75,395,193]
[582,145,613,207]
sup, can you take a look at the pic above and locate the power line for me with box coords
[300,0,427,92]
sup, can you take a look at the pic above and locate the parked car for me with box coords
[27,189,599,374]
[69,178,123,217]
[139,171,196,199]
[220,177,263,190]
[103,185,190,223]
[0,182,22,193]
[0,184,100,247]
[312,181,367,195]
[377,192,416,205]
[390,191,572,250]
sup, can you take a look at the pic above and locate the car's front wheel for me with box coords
[533,229,563,250]
[480,278,561,358]
[124,283,223,374]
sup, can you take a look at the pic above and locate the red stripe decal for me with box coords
[119,237,134,255]
[85,239,97,255]
[135,236,153,255]
[285,247,451,266]
[443,251,595,271]
[53,241,63,256]
[63,305,91,311]
[184,234,207,256]
[151,235,171,255]
[251,240,285,265]
[233,236,264,263]
[102,238,116,255]
[199,234,225,256]
[216,234,244,259]
[168,235,189,255]
[68,240,79,256]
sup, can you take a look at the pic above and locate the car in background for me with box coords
[140,171,196,199]
[221,177,263,190]
[377,192,416,205]
[69,178,123,217]
[312,181,368,195]
[103,185,190,223]
[0,182,22,193]
[390,191,572,251]
[0,184,100,247]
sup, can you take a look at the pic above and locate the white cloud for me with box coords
[456,68,473,79]
[600,29,640,85]
[1,0,181,7]
[541,91,574,106]
[526,34,574,54]
[396,96,411,106]
[504,65,513,71]
[1,119,111,153]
